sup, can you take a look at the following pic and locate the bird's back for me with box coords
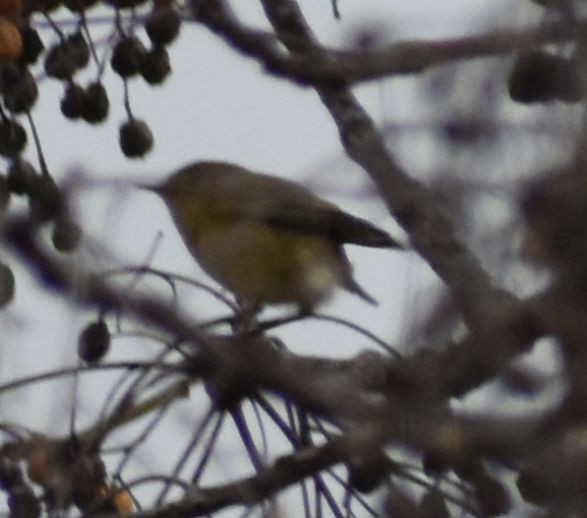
[163,161,333,216]
[161,161,399,248]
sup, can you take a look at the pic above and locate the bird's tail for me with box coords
[342,217,402,249]
[343,276,378,306]
[263,204,403,249]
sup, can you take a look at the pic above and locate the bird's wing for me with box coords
[200,170,401,248]
[260,201,401,248]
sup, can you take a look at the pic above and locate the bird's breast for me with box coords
[187,219,346,308]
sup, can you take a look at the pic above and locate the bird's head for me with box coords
[138,161,243,204]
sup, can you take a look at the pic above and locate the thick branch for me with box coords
[256,0,545,398]
[192,1,579,85]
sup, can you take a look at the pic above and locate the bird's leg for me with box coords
[232,300,261,333]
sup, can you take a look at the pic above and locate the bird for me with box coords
[145,161,402,314]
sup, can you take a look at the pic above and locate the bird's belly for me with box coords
[194,223,344,308]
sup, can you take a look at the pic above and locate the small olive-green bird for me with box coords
[147,161,401,313]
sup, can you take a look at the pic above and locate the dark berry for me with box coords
[110,36,146,78]
[106,0,148,8]
[7,159,36,195]
[517,466,551,506]
[52,218,82,252]
[0,262,15,308]
[18,26,44,65]
[474,474,510,516]
[81,82,109,124]
[0,175,10,210]
[7,486,40,518]
[140,46,171,84]
[419,493,449,518]
[44,43,76,80]
[67,32,90,69]
[23,0,62,14]
[0,65,19,92]
[78,320,110,363]
[145,7,180,47]
[348,455,392,493]
[119,118,153,158]
[28,175,63,221]
[60,82,86,119]
[44,33,90,80]
[0,459,23,490]
[419,492,449,517]
[0,119,27,158]
[0,65,38,113]
[384,487,419,517]
[508,50,575,104]
[63,0,99,11]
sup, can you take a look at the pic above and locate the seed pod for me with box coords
[44,32,90,80]
[78,320,110,363]
[67,32,90,69]
[63,0,99,11]
[145,7,180,47]
[44,42,76,80]
[140,46,171,84]
[509,50,572,103]
[52,218,82,252]
[119,118,153,157]
[7,487,40,518]
[0,18,22,63]
[18,26,44,65]
[106,0,148,8]
[110,36,146,78]
[0,262,15,308]
[112,488,134,514]
[0,65,38,113]
[0,65,24,92]
[60,82,86,119]
[0,459,23,490]
[6,158,36,194]
[0,0,22,18]
[0,118,26,157]
[517,465,551,506]
[474,473,510,516]
[81,82,109,124]
[70,453,108,510]
[28,175,63,221]
[0,174,10,210]
[419,492,449,518]
[384,486,419,518]
[348,454,392,493]
[23,0,61,14]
